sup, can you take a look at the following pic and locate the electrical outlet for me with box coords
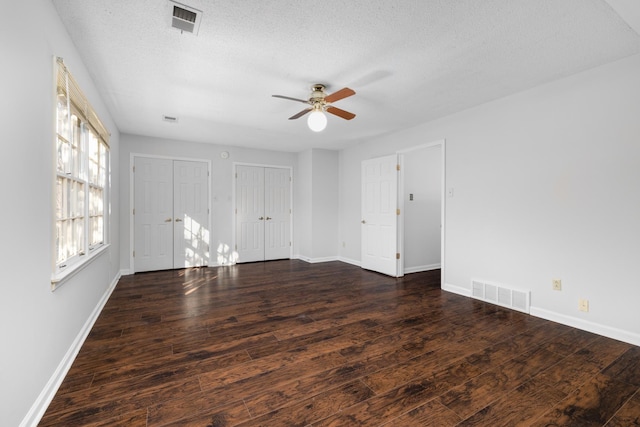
[578,298,589,312]
[552,279,562,291]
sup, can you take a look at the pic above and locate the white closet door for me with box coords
[173,160,209,268]
[361,154,400,276]
[235,165,266,262]
[134,157,174,272]
[264,167,291,260]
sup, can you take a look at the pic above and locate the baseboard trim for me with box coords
[404,263,441,274]
[530,306,640,347]
[337,256,361,267]
[442,282,471,297]
[296,255,339,264]
[21,272,121,427]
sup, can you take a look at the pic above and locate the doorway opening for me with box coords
[360,140,445,282]
[398,140,445,280]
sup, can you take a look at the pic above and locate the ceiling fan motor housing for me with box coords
[310,84,327,105]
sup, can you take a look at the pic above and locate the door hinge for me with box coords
[290,242,292,247]
[396,208,400,215]
[133,250,135,258]
[396,164,400,171]
[133,165,135,173]
[235,244,237,250]
[133,208,135,215]
[396,253,400,259]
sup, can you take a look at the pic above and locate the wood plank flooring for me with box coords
[40,260,640,426]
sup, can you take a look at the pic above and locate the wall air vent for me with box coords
[170,1,202,35]
[163,115,179,123]
[470,278,530,314]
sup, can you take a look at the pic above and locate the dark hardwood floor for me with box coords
[40,260,640,426]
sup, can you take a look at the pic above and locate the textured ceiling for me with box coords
[52,0,640,152]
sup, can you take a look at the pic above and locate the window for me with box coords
[53,58,110,287]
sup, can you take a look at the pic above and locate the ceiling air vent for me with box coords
[163,115,179,123]
[170,1,202,35]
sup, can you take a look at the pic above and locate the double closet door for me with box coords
[133,157,209,272]
[235,165,291,263]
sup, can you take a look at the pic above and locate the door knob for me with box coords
[259,216,264,220]
[175,218,183,222]
[361,220,366,224]
[266,216,272,220]
[164,218,172,222]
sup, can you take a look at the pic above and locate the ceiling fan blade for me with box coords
[324,87,355,103]
[272,94,310,104]
[289,108,312,120]
[326,106,356,120]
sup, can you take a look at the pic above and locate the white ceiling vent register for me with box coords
[170,1,202,35]
[471,279,530,314]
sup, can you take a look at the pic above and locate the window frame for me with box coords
[52,57,110,290]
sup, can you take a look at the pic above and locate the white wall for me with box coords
[402,145,442,272]
[0,1,121,425]
[311,149,339,260]
[119,134,297,271]
[294,149,339,262]
[339,54,640,345]
[294,150,312,258]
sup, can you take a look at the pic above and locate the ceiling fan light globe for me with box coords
[307,111,327,132]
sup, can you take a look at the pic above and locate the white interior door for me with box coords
[134,157,174,272]
[361,154,400,276]
[236,165,266,262]
[235,165,291,262]
[174,160,209,268]
[264,167,291,260]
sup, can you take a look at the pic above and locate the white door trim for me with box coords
[231,162,293,264]
[129,153,212,273]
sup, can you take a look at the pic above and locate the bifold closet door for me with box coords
[134,157,174,272]
[263,167,291,260]
[173,160,209,269]
[235,165,266,263]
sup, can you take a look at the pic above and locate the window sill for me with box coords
[51,244,110,291]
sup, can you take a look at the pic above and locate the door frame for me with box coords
[396,139,446,285]
[232,162,293,264]
[129,153,212,273]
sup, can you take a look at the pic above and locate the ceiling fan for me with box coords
[272,84,356,132]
